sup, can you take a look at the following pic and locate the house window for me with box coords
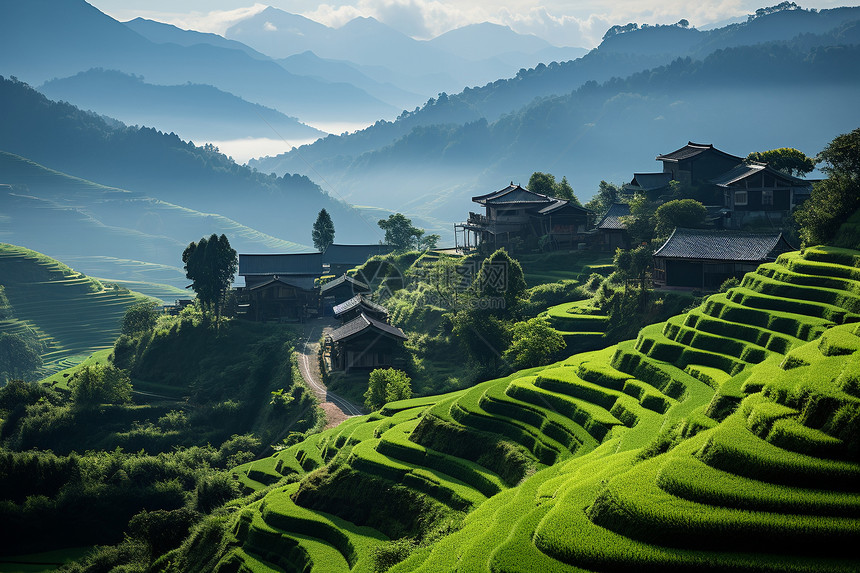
[762,190,773,206]
[734,191,748,206]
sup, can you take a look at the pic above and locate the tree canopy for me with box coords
[377,213,425,251]
[121,300,159,336]
[528,172,581,205]
[746,147,815,176]
[365,368,412,410]
[795,128,860,247]
[312,209,335,252]
[182,234,238,320]
[475,248,527,314]
[503,317,566,369]
[584,181,620,215]
[654,199,708,238]
[71,364,132,409]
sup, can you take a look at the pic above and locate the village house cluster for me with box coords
[456,141,810,288]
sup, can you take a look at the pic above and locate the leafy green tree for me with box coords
[614,244,654,290]
[622,194,658,245]
[654,199,708,238]
[795,128,860,246]
[475,248,527,314]
[365,368,412,410]
[312,208,335,252]
[746,148,815,176]
[121,300,159,336]
[528,172,581,204]
[378,213,425,251]
[419,233,441,251]
[0,332,42,381]
[70,363,132,409]
[182,234,238,323]
[584,181,620,214]
[503,317,566,368]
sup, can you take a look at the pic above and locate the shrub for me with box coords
[70,364,132,409]
[365,368,412,410]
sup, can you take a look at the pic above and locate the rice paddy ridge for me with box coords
[0,243,151,374]
[219,246,859,572]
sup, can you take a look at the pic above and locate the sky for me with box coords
[87,0,852,48]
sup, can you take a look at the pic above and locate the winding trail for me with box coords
[298,318,363,428]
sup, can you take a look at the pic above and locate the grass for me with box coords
[216,246,860,573]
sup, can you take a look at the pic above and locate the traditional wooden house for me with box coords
[594,203,631,251]
[455,183,592,251]
[652,228,794,290]
[237,253,323,321]
[332,294,389,324]
[323,244,394,276]
[623,172,673,197]
[320,274,371,315]
[711,162,813,228]
[327,313,408,372]
[655,142,744,188]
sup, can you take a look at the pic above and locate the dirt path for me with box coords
[298,318,363,429]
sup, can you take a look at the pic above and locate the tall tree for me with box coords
[528,172,581,204]
[182,234,238,324]
[312,209,335,252]
[475,248,527,314]
[746,148,815,177]
[795,128,860,246]
[585,181,620,214]
[377,213,424,251]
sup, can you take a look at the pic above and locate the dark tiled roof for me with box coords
[472,184,553,206]
[248,276,316,291]
[328,313,407,343]
[653,228,795,262]
[597,203,630,230]
[657,142,743,164]
[323,244,394,265]
[710,162,811,188]
[320,273,370,294]
[629,172,672,191]
[332,294,388,317]
[239,253,322,275]
[536,199,592,215]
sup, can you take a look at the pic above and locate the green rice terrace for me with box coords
[195,245,860,572]
[0,243,150,374]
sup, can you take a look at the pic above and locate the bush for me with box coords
[365,368,412,410]
[121,300,159,336]
[70,364,132,409]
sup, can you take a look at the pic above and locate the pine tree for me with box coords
[312,209,335,252]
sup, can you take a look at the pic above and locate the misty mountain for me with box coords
[252,5,860,182]
[0,0,396,125]
[277,52,425,112]
[0,76,378,247]
[250,39,860,229]
[39,69,325,144]
[122,17,270,61]
[225,7,585,99]
[0,151,317,290]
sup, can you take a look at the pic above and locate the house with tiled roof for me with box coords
[326,313,407,372]
[455,183,593,251]
[320,274,371,315]
[332,294,389,324]
[711,162,813,228]
[652,228,794,289]
[595,202,631,250]
[656,142,745,187]
[236,253,323,321]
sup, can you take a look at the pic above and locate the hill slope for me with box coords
[0,244,149,373]
[176,245,860,572]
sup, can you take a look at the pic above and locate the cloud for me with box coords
[106,3,269,35]
[263,21,278,32]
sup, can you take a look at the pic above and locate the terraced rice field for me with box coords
[227,246,860,572]
[0,244,150,374]
[540,299,608,353]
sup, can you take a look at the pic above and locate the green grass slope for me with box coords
[172,246,860,573]
[0,243,149,373]
[0,151,312,290]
